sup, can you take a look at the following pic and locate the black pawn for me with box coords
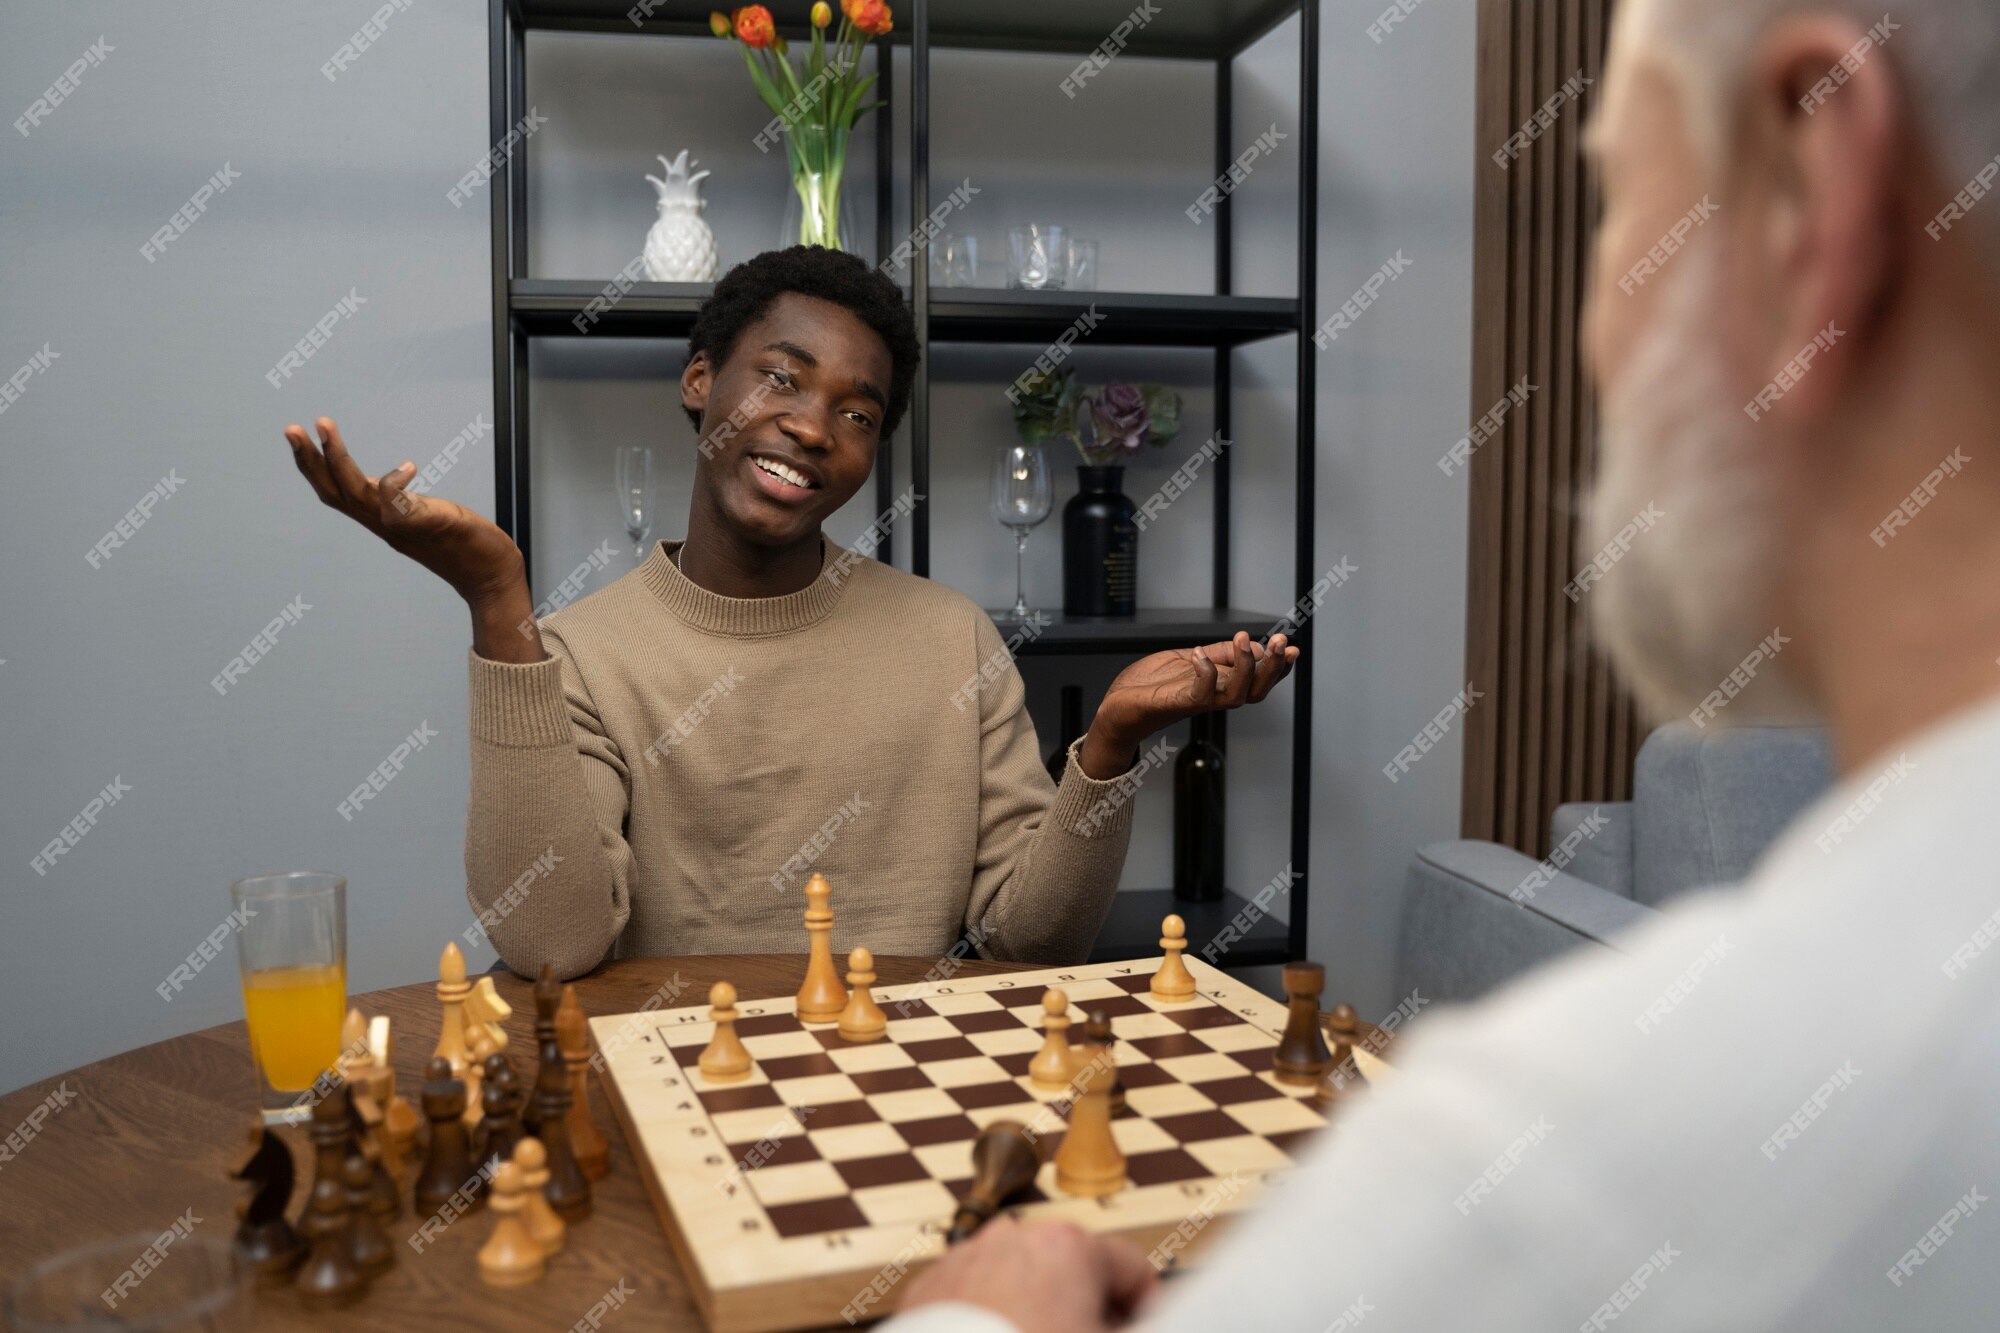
[1083,1011,1125,1115]
[469,1052,521,1204]
[532,966,593,1222]
[230,1123,305,1280]
[341,1153,395,1278]
[346,1092,400,1224]
[1274,962,1333,1086]
[295,1086,367,1307]
[415,1056,477,1217]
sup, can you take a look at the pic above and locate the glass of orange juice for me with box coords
[230,872,346,1125]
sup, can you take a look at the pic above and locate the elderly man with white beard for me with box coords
[880,1,2000,1329]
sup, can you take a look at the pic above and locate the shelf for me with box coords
[512,280,1298,347]
[989,607,1290,655]
[1088,888,1289,967]
[519,0,1300,59]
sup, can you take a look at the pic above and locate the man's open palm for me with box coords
[284,415,523,600]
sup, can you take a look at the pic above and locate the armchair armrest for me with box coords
[1393,839,1658,1004]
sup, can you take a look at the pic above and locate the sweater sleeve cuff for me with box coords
[876,1302,1022,1333]
[467,647,574,748]
[1046,734,1142,841]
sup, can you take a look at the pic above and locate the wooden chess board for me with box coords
[589,957,1386,1333]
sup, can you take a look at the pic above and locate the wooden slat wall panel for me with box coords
[1461,0,1642,857]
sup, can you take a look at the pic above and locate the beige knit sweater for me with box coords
[464,538,1137,979]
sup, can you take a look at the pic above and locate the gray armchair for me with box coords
[1396,723,1835,1004]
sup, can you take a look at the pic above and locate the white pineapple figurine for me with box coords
[642,150,720,282]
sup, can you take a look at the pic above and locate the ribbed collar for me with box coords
[639,536,852,637]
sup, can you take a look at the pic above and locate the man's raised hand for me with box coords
[1075,631,1300,779]
[284,415,525,603]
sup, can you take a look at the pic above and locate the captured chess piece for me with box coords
[1151,914,1197,1001]
[416,1056,477,1218]
[1316,1003,1366,1109]
[1273,961,1333,1086]
[367,1015,420,1157]
[1083,1011,1126,1115]
[1028,989,1073,1091]
[699,982,753,1082]
[341,1152,396,1279]
[795,872,849,1022]
[556,985,611,1180]
[529,965,593,1223]
[345,1086,401,1222]
[512,1137,567,1254]
[230,1122,305,1280]
[947,1121,1042,1243]
[838,947,888,1042]
[296,1086,367,1307]
[470,1052,522,1204]
[434,942,473,1079]
[462,975,515,1130]
[1054,1012,1127,1198]
[477,1160,547,1287]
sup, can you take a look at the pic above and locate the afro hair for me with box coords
[682,245,920,439]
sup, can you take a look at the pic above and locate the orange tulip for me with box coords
[851,0,891,36]
[709,9,729,36]
[811,1,832,27]
[733,4,776,47]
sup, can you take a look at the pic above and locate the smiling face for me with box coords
[679,291,893,550]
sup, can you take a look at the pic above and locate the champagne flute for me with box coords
[991,443,1053,621]
[615,445,655,558]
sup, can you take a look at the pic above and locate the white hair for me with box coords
[1622,0,2000,257]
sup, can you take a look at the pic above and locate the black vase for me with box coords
[1173,713,1226,902]
[1062,465,1138,617]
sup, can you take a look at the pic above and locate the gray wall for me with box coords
[0,0,1472,1093]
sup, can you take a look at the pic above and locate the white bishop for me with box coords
[642,150,721,283]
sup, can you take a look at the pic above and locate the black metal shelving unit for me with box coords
[487,0,1319,970]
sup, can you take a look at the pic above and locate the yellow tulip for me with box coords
[811,1,831,27]
[709,10,729,37]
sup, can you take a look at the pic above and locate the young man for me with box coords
[286,246,1297,979]
[892,0,2000,1328]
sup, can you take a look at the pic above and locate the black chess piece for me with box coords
[230,1122,305,1280]
[1083,1011,1126,1114]
[469,1051,521,1205]
[947,1122,1042,1243]
[415,1056,477,1217]
[295,1086,368,1306]
[1274,962,1333,1086]
[346,1089,401,1223]
[531,966,593,1222]
[341,1152,396,1279]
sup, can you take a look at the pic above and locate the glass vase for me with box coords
[779,123,853,252]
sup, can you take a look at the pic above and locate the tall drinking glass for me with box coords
[991,443,1053,620]
[231,872,346,1126]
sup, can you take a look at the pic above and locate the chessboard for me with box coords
[589,955,1389,1333]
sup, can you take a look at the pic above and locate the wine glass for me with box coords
[991,443,1053,621]
[615,445,655,558]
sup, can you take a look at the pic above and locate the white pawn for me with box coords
[699,982,752,1082]
[1029,989,1074,1090]
[838,948,887,1043]
[1151,915,1197,1002]
[511,1138,566,1254]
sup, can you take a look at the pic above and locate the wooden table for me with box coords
[0,955,1036,1332]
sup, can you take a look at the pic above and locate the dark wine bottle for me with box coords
[1173,713,1225,902]
[1046,686,1084,784]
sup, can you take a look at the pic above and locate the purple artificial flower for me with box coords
[1090,382,1151,457]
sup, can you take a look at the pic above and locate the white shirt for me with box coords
[887,694,2000,1331]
